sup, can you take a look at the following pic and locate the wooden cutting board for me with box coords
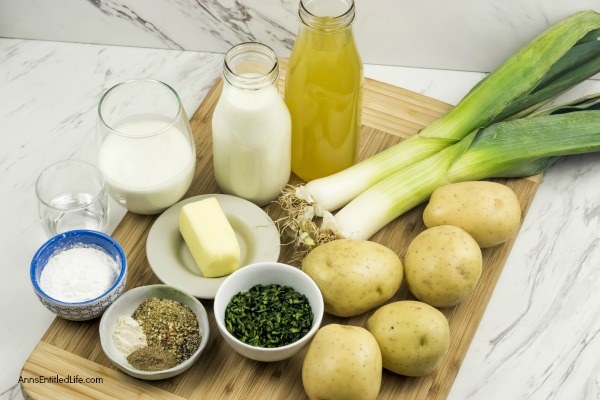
[21,62,541,400]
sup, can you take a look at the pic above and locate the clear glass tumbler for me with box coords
[36,160,109,237]
[97,80,196,215]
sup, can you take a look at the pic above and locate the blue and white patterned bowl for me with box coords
[30,230,127,321]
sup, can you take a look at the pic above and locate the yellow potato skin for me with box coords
[423,181,521,248]
[302,324,382,400]
[367,301,450,377]
[302,239,403,317]
[405,225,482,308]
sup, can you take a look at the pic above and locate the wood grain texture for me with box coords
[21,65,541,400]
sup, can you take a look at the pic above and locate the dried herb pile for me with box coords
[225,284,314,348]
[126,297,201,371]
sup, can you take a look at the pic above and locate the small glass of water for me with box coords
[36,160,109,237]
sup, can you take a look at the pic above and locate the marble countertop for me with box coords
[1,37,599,400]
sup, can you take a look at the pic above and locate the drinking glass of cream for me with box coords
[212,42,292,206]
[97,80,196,215]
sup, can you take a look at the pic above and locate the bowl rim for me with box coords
[30,229,127,305]
[214,262,324,353]
[99,284,210,376]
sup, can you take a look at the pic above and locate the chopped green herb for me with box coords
[224,284,314,348]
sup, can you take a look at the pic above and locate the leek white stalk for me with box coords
[296,136,451,214]
[324,135,475,239]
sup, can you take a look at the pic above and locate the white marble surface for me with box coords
[1,0,599,73]
[0,37,599,400]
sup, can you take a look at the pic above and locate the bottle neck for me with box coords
[223,42,279,91]
[299,0,355,31]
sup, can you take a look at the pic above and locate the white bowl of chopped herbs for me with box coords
[214,262,324,362]
[99,284,210,380]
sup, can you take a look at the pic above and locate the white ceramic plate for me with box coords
[146,194,280,299]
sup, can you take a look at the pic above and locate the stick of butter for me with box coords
[179,197,241,278]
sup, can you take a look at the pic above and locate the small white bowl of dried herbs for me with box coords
[99,284,210,380]
[214,262,324,362]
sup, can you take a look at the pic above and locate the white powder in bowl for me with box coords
[112,315,148,357]
[39,246,119,303]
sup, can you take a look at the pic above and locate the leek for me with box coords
[492,28,600,122]
[448,112,600,182]
[327,101,600,240]
[280,11,600,232]
[323,134,475,240]
[419,12,600,141]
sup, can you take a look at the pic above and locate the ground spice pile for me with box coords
[126,297,201,371]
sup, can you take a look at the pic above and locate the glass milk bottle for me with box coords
[97,80,196,215]
[286,0,363,181]
[212,42,292,206]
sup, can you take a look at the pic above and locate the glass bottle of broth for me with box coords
[285,0,363,182]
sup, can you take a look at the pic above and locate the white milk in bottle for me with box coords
[212,43,291,206]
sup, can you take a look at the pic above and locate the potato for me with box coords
[367,301,449,377]
[405,225,482,307]
[302,324,382,400]
[423,181,521,248]
[302,239,403,317]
